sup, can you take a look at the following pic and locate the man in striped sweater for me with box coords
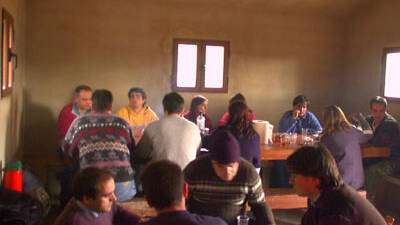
[63,89,136,202]
[184,129,275,225]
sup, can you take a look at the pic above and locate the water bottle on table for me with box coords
[196,113,206,134]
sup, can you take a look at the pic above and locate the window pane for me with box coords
[384,52,400,98]
[177,44,197,88]
[205,45,224,88]
[2,20,7,91]
[8,26,13,88]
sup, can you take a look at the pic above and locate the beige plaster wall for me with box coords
[25,0,345,157]
[0,0,26,170]
[341,0,400,118]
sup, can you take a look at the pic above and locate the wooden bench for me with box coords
[265,188,367,209]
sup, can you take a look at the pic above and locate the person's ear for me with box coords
[182,182,189,199]
[82,195,94,206]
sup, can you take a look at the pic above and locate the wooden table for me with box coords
[260,144,390,161]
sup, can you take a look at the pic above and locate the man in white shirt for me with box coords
[134,92,201,169]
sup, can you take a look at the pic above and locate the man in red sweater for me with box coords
[57,85,92,142]
[57,85,92,206]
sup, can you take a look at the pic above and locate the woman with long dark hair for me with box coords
[218,93,256,126]
[184,95,213,129]
[225,101,260,170]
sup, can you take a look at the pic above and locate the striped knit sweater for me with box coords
[184,155,275,225]
[63,113,134,182]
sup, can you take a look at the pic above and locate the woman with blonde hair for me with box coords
[321,105,372,190]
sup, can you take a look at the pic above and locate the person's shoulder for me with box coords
[179,116,199,129]
[61,102,73,110]
[146,118,161,130]
[306,111,318,118]
[280,110,292,119]
[238,159,259,179]
[59,103,73,115]
[184,155,210,175]
[383,114,398,125]
[318,186,356,218]
[110,114,130,126]
[54,200,85,225]
[144,106,158,115]
[116,106,130,116]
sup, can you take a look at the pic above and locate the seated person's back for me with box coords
[135,92,201,169]
[63,90,136,201]
[320,105,371,190]
[140,160,227,225]
[224,101,261,170]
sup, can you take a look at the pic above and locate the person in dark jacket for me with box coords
[321,105,372,190]
[364,96,400,202]
[287,145,386,225]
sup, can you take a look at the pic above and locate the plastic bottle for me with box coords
[3,161,23,192]
[196,113,206,132]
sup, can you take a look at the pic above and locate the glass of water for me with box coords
[237,214,250,225]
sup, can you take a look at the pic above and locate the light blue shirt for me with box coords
[278,110,322,134]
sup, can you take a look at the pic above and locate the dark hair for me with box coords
[72,167,114,201]
[128,87,147,106]
[74,85,92,95]
[92,89,113,112]
[229,93,246,105]
[140,160,184,210]
[369,96,387,109]
[189,95,207,113]
[185,96,207,123]
[292,95,309,107]
[227,101,256,138]
[162,92,184,114]
[286,145,343,190]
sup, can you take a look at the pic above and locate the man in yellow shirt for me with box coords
[116,87,159,143]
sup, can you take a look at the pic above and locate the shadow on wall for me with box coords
[23,89,58,175]
[4,87,24,163]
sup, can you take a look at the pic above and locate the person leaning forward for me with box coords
[287,145,386,225]
[184,129,275,225]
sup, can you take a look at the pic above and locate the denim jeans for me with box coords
[115,180,136,202]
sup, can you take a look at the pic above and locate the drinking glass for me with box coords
[237,214,250,225]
